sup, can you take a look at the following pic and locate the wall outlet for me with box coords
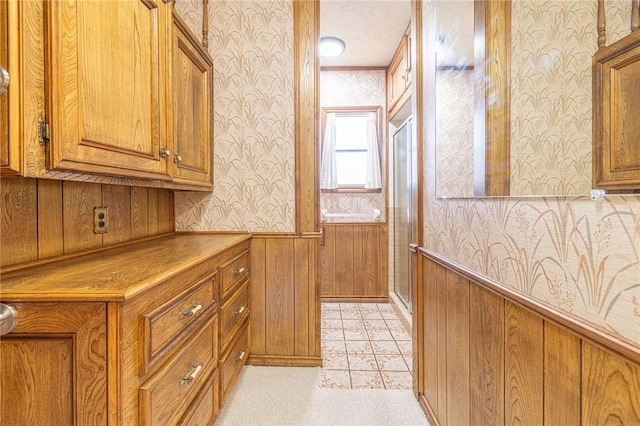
[94,207,109,234]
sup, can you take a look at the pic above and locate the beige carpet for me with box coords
[217,366,429,426]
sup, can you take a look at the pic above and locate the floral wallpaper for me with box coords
[174,0,296,232]
[435,69,474,198]
[174,0,203,38]
[510,0,631,196]
[320,70,387,222]
[425,1,640,346]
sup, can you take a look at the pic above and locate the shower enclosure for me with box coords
[391,117,413,311]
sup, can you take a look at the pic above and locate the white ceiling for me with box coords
[320,0,412,68]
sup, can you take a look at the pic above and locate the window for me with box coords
[320,106,383,191]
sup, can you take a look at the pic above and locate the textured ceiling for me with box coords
[320,0,412,68]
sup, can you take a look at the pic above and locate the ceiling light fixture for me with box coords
[320,37,346,58]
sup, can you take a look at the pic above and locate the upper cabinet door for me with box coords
[45,0,171,181]
[0,0,21,177]
[170,11,213,189]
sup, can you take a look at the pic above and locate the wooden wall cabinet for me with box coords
[170,10,214,190]
[3,0,213,190]
[0,234,251,425]
[593,29,640,190]
[388,24,412,120]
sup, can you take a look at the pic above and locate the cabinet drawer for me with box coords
[220,321,250,404]
[140,275,217,374]
[220,251,249,297]
[220,280,250,350]
[139,315,218,426]
[177,369,219,426]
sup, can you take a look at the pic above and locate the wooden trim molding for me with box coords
[247,355,322,367]
[294,0,319,234]
[419,248,640,365]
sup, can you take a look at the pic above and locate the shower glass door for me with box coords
[392,118,412,310]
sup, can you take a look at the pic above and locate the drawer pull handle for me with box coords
[179,303,203,320]
[234,351,246,363]
[233,266,246,276]
[179,361,203,386]
[233,306,246,316]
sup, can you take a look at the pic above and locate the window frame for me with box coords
[320,105,384,193]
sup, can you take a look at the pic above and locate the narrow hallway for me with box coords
[217,302,426,425]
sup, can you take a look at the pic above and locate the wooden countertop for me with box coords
[0,233,251,302]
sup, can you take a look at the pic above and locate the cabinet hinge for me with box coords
[38,116,50,146]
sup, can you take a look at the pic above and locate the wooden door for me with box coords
[45,0,171,180]
[0,302,108,424]
[0,0,20,176]
[170,11,213,189]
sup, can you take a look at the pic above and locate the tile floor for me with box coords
[320,302,413,390]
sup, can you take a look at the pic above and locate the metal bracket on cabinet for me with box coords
[38,117,50,146]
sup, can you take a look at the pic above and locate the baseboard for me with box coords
[321,296,388,303]
[247,355,323,367]
[418,393,440,426]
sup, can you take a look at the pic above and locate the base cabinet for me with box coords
[0,234,251,426]
[0,302,108,425]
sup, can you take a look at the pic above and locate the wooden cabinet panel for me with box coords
[139,316,218,426]
[593,30,640,190]
[220,280,250,349]
[46,0,171,180]
[220,321,250,404]
[583,342,640,424]
[220,250,250,298]
[1,0,21,176]
[0,302,107,425]
[171,11,213,189]
[177,371,219,425]
[140,275,217,375]
[388,25,411,119]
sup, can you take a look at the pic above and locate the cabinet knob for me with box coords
[173,154,182,164]
[159,148,170,159]
[233,266,247,276]
[0,67,9,95]
[0,303,18,336]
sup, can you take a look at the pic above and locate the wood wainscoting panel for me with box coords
[435,262,448,423]
[469,284,504,426]
[417,249,640,426]
[544,322,581,425]
[445,269,470,425]
[249,234,321,366]
[36,179,63,258]
[102,184,132,246]
[420,255,440,418]
[320,223,388,302]
[0,178,38,266]
[583,342,640,424]
[505,302,543,425]
[0,179,175,269]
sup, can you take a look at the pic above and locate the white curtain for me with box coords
[365,113,382,189]
[320,113,338,189]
